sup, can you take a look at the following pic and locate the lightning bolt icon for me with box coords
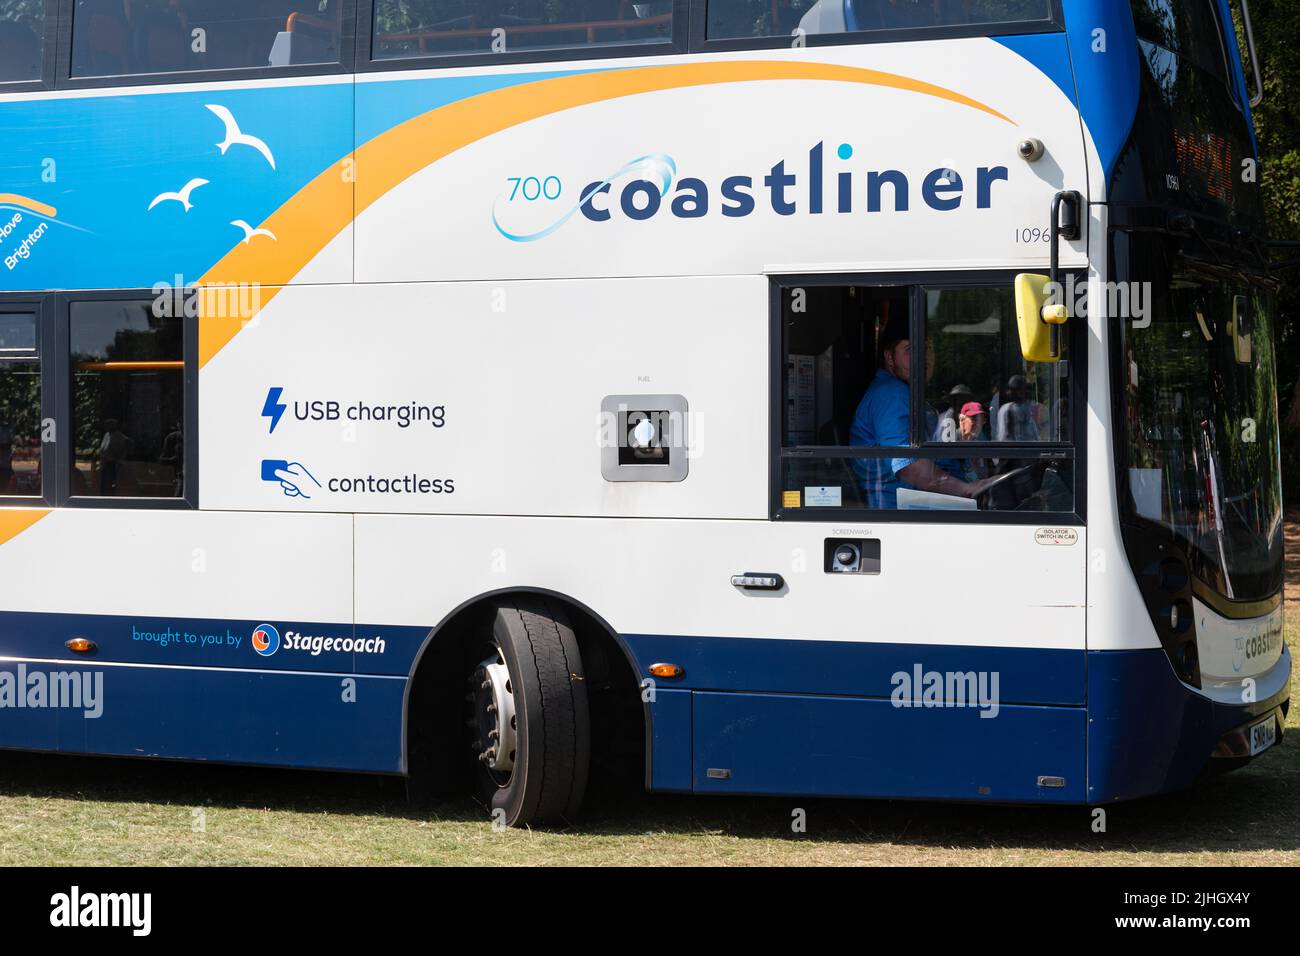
[262,387,286,433]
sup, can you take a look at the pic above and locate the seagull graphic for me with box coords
[206,104,276,170]
[231,219,277,244]
[147,177,209,212]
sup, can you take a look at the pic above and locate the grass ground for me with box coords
[0,533,1296,865]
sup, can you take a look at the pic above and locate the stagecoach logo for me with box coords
[251,623,280,657]
[249,623,388,658]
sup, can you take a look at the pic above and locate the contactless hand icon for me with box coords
[261,459,321,499]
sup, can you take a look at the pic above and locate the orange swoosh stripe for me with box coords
[0,194,57,218]
[0,509,49,546]
[199,60,1014,367]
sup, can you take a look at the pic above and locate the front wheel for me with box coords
[466,597,590,827]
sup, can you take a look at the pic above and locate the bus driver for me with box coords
[850,313,992,508]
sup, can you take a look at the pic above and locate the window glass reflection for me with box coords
[708,0,1051,41]
[0,312,41,497]
[373,0,673,59]
[925,286,1069,444]
[0,0,43,82]
[72,0,343,78]
[71,301,184,498]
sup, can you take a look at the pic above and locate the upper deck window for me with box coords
[1129,0,1229,83]
[371,0,675,60]
[70,0,345,79]
[0,0,44,82]
[708,0,1053,41]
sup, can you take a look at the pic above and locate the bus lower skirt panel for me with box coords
[0,662,406,773]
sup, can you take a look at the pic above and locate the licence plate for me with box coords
[1249,716,1277,756]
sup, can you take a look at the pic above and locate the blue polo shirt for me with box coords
[849,368,917,509]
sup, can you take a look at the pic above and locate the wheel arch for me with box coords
[400,586,651,789]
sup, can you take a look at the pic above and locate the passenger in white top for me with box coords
[995,374,1040,442]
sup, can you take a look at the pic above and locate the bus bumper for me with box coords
[1086,643,1291,803]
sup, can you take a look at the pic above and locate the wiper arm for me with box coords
[1172,211,1229,270]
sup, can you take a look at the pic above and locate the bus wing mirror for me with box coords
[1014,273,1065,363]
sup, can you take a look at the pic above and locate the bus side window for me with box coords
[371,0,675,60]
[0,0,44,83]
[924,285,1069,445]
[777,279,1076,515]
[69,300,185,499]
[0,311,41,499]
[706,0,1053,42]
[70,0,343,78]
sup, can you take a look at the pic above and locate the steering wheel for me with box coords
[974,461,1049,510]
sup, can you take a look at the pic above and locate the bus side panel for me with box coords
[692,691,1086,802]
[200,278,769,520]
[625,635,1086,801]
[0,510,410,771]
[622,635,1085,704]
[648,688,693,792]
[0,510,354,624]
[0,662,405,773]
[351,40,1089,284]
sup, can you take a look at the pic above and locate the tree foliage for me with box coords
[1245,0,1300,495]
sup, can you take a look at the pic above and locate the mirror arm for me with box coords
[1240,0,1264,108]
[1047,190,1082,359]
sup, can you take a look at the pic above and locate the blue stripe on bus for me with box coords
[1086,645,1291,802]
[631,633,1089,801]
[0,610,428,676]
[637,641,1288,803]
[0,610,1284,799]
[1061,0,1141,183]
[692,690,1086,802]
[647,687,693,792]
[1213,0,1258,156]
[0,660,405,773]
[992,32,1079,107]
[621,633,1085,705]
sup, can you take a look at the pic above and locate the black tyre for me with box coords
[466,596,590,827]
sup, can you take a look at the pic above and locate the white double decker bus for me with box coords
[0,0,1287,826]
